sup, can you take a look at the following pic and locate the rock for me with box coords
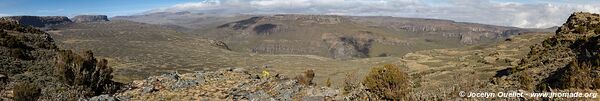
[142,87,155,93]
[72,15,109,23]
[1,16,72,27]
[232,68,247,73]
[247,90,275,101]
[0,74,6,83]
[322,33,374,59]
[87,94,116,101]
[302,96,325,101]
[171,80,199,90]
[209,40,231,50]
[162,72,180,80]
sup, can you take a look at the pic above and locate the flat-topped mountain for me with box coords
[72,15,109,23]
[0,16,71,27]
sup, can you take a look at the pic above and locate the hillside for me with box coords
[0,19,121,100]
[1,16,72,28]
[114,12,553,59]
[494,12,600,95]
[51,13,558,100]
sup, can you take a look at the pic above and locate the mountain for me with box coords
[111,11,250,30]
[114,12,553,59]
[1,16,72,28]
[72,15,109,23]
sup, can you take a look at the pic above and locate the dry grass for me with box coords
[13,83,41,101]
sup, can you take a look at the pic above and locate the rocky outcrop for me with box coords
[496,12,600,92]
[1,16,71,27]
[323,33,374,59]
[208,40,230,50]
[72,15,109,23]
[95,68,376,100]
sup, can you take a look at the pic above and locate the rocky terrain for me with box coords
[72,15,109,23]
[0,19,121,100]
[492,12,600,95]
[3,10,600,100]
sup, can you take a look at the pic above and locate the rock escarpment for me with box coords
[1,16,72,27]
[322,33,374,59]
[72,15,109,23]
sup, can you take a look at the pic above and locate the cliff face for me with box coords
[72,15,109,23]
[1,16,72,27]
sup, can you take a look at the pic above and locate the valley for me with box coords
[1,10,598,100]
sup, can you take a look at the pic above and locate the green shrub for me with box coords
[13,83,41,101]
[54,50,120,95]
[363,64,410,100]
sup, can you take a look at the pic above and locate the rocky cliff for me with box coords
[72,15,109,23]
[1,16,72,27]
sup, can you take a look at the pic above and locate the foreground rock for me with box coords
[1,16,71,27]
[72,15,109,23]
[94,68,380,100]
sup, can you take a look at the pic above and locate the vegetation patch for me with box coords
[363,64,410,100]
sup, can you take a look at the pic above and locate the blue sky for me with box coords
[0,0,195,17]
[0,0,599,28]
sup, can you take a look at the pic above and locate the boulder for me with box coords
[0,74,6,83]
[72,15,109,23]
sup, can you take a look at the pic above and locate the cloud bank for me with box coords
[151,0,600,28]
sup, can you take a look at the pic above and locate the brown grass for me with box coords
[13,83,41,101]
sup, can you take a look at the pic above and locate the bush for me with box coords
[517,73,534,91]
[363,64,410,100]
[553,60,599,89]
[13,83,41,101]
[295,69,315,86]
[325,78,331,87]
[54,50,120,95]
[343,72,360,95]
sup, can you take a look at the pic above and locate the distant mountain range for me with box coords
[113,12,555,59]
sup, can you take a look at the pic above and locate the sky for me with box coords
[0,0,599,28]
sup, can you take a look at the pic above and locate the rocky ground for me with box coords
[88,68,374,101]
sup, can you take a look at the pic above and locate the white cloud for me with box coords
[150,0,600,28]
